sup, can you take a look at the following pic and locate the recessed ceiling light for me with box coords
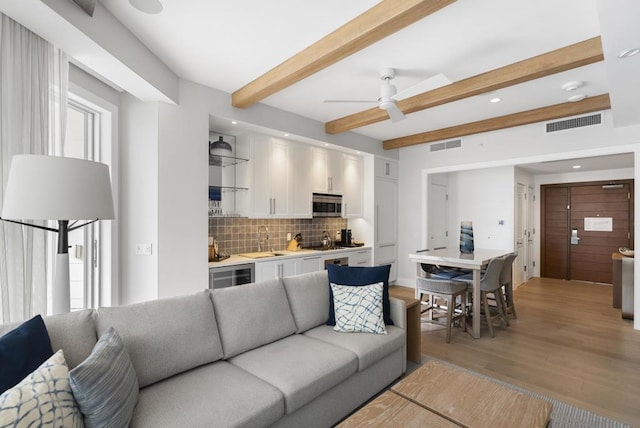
[568,94,587,102]
[284,133,290,137]
[129,0,163,14]
[231,121,237,125]
[573,165,581,169]
[617,48,640,59]
[489,97,502,103]
[324,143,329,147]
[562,81,584,92]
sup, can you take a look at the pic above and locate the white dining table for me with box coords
[409,248,512,339]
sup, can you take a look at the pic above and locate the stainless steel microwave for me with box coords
[312,193,342,217]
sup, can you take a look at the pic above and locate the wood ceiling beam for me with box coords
[382,93,611,149]
[326,37,604,134]
[231,0,456,109]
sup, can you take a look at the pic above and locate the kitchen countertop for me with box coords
[208,246,371,268]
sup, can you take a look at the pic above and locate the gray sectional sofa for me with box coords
[1,270,407,427]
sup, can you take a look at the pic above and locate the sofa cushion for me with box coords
[229,334,358,414]
[211,278,297,359]
[326,264,394,326]
[0,315,53,394]
[0,350,83,428]
[69,327,138,428]
[331,282,387,335]
[282,270,330,333]
[95,290,222,388]
[43,309,98,370]
[131,361,283,428]
[304,324,405,372]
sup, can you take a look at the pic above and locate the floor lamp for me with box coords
[1,155,115,314]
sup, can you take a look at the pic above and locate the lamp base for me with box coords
[53,252,70,314]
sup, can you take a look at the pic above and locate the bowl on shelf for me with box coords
[619,247,634,257]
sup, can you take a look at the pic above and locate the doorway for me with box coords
[541,180,634,283]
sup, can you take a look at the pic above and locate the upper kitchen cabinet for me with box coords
[311,147,343,194]
[342,154,363,218]
[250,134,290,218]
[375,157,398,180]
[289,142,313,218]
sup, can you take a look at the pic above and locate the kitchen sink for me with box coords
[238,252,286,259]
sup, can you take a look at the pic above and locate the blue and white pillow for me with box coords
[69,327,138,428]
[330,282,387,335]
[0,349,84,428]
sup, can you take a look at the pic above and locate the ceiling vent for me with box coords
[430,139,462,152]
[546,113,602,133]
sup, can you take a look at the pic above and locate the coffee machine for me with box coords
[340,229,352,246]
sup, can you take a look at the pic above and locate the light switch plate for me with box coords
[136,243,152,256]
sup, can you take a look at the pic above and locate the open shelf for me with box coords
[209,154,248,167]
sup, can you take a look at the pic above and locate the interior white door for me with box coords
[429,182,449,250]
[527,185,535,280]
[515,183,527,286]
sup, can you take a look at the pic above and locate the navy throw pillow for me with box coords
[0,314,54,393]
[326,264,393,326]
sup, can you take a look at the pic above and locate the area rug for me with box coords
[419,357,633,428]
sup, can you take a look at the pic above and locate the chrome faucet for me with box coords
[258,225,269,252]
[322,230,332,249]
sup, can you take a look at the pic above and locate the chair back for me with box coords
[499,253,518,285]
[479,257,504,292]
[417,277,468,295]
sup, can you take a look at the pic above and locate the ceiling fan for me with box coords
[324,68,450,123]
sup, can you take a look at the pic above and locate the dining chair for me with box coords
[453,257,506,338]
[498,253,519,319]
[416,276,467,343]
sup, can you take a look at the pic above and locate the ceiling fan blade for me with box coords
[324,99,378,103]
[385,103,406,123]
[393,73,451,100]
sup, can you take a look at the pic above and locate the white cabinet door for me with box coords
[251,137,272,217]
[289,143,312,218]
[270,139,289,217]
[311,148,342,194]
[374,178,397,245]
[349,249,371,267]
[255,258,296,282]
[250,136,290,218]
[298,255,323,274]
[342,154,363,218]
[375,157,398,180]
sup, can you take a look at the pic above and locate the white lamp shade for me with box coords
[1,155,115,221]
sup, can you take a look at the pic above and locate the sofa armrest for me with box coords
[389,297,406,330]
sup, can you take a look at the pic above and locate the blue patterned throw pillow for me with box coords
[69,327,138,428]
[326,264,393,326]
[0,349,84,427]
[330,282,387,334]
[0,314,54,394]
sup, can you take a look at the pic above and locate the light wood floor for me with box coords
[390,277,640,427]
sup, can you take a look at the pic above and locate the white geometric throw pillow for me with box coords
[330,282,387,335]
[0,349,84,428]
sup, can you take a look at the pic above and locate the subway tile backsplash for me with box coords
[209,217,347,255]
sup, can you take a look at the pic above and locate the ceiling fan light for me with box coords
[562,81,584,92]
[567,94,587,102]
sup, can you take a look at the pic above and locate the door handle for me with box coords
[571,228,581,245]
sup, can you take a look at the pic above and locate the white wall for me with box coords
[119,94,159,304]
[397,111,640,332]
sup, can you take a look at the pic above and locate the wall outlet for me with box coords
[287,232,292,241]
[136,243,152,256]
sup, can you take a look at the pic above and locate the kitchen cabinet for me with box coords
[342,154,363,218]
[255,258,297,282]
[375,157,398,180]
[208,132,248,218]
[289,143,313,218]
[374,158,398,283]
[298,255,323,274]
[250,135,290,218]
[349,249,371,267]
[311,148,342,194]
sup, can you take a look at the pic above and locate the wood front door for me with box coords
[541,180,634,283]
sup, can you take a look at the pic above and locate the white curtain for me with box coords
[0,13,68,323]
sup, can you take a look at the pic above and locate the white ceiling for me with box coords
[98,0,638,141]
